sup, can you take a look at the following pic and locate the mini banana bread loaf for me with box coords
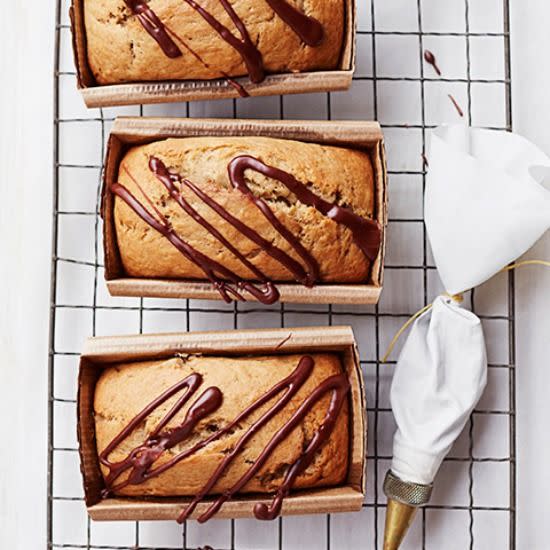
[111,136,381,304]
[94,353,350,521]
[83,0,345,85]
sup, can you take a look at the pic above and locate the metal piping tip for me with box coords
[383,470,433,550]
[383,499,417,550]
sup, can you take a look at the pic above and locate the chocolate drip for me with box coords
[225,77,250,98]
[113,154,381,303]
[124,0,182,58]
[423,49,441,76]
[165,25,251,97]
[182,172,314,285]
[182,0,264,83]
[264,0,324,46]
[99,356,350,523]
[229,156,382,262]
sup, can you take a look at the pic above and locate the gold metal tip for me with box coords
[383,499,418,550]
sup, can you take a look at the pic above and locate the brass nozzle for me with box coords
[382,470,433,550]
[383,499,417,550]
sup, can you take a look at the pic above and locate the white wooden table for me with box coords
[0,1,548,548]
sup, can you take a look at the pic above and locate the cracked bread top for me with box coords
[113,136,376,284]
[94,353,349,496]
[84,0,345,84]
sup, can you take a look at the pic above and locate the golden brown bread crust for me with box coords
[94,353,349,497]
[84,0,345,84]
[113,136,375,283]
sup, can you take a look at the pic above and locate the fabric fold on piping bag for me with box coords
[425,124,550,295]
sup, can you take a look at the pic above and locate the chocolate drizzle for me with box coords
[182,0,265,83]
[99,355,350,522]
[99,373,222,494]
[164,24,251,97]
[113,166,278,304]
[264,0,324,46]
[229,156,382,264]
[124,0,182,58]
[113,154,381,303]
[124,0,325,84]
[151,157,313,286]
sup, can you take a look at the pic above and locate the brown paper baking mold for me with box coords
[77,325,367,521]
[102,117,388,304]
[70,0,356,108]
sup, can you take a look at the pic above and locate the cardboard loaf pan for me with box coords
[78,326,366,521]
[103,117,388,304]
[70,0,356,108]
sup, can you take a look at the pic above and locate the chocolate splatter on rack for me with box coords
[99,355,349,522]
[124,0,324,87]
[423,50,441,76]
[422,48,466,117]
[448,93,465,117]
[112,156,381,304]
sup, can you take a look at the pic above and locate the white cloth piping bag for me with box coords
[384,125,550,550]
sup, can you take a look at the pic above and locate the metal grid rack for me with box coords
[48,0,515,548]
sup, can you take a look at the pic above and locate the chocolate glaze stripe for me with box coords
[176,355,314,521]
[185,369,350,523]
[112,174,276,303]
[165,26,250,97]
[98,355,350,522]
[143,354,313,482]
[149,158,272,285]
[229,156,382,262]
[99,372,209,492]
[227,156,320,284]
[104,384,224,493]
[249,374,349,520]
[264,0,324,46]
[125,0,324,84]
[448,94,465,118]
[113,179,241,298]
[149,157,314,287]
[120,163,279,303]
[124,0,182,58]
[99,373,201,465]
[182,0,264,83]
[181,172,314,285]
[254,375,347,520]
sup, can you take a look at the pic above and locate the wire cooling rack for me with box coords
[49,0,515,548]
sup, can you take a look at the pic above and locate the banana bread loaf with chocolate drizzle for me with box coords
[94,353,350,522]
[84,0,345,86]
[111,136,380,304]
